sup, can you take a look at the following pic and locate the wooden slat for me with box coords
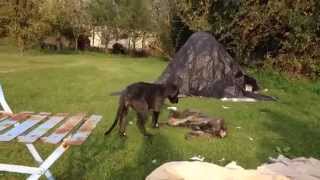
[42,113,86,144]
[0,112,10,119]
[0,112,32,132]
[0,113,49,141]
[18,113,68,143]
[0,115,9,122]
[65,115,102,145]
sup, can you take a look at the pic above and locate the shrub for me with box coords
[170,0,320,78]
[129,48,150,57]
[111,43,126,54]
[265,54,320,79]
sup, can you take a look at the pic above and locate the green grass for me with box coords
[0,40,320,180]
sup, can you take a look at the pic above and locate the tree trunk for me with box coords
[133,37,136,50]
[115,27,119,41]
[142,32,146,49]
[104,27,109,53]
[56,32,62,51]
[104,35,110,53]
[128,33,131,51]
[18,36,25,55]
[19,45,24,56]
[75,37,78,51]
[92,26,95,47]
[132,31,136,51]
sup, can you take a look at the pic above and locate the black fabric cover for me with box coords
[157,32,263,99]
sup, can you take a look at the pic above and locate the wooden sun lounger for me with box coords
[0,84,102,180]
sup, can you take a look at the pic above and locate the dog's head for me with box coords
[164,83,179,104]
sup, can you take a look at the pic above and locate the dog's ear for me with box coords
[166,76,182,88]
[165,83,179,104]
[165,83,179,96]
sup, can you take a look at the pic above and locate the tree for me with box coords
[117,0,155,50]
[169,0,213,53]
[3,0,52,53]
[59,0,90,51]
[169,0,320,78]
[88,0,119,51]
[147,0,174,56]
[174,0,212,31]
[0,0,11,37]
[88,0,156,51]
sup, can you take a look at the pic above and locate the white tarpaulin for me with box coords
[146,155,320,180]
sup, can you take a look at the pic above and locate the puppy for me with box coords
[105,82,179,137]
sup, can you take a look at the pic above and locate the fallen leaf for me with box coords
[222,105,231,109]
[190,155,205,162]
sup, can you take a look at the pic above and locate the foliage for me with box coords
[1,0,319,77]
[150,0,175,56]
[232,0,320,77]
[118,0,155,50]
[88,0,156,51]
[0,1,11,37]
[174,0,212,31]
[87,0,119,48]
[45,1,76,39]
[2,0,53,53]
[170,12,194,53]
[57,0,91,51]
[264,54,320,79]
[171,0,320,78]
[0,0,91,52]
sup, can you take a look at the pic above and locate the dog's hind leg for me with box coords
[131,100,151,137]
[136,111,152,137]
[119,106,129,136]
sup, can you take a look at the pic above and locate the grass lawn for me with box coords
[0,40,320,180]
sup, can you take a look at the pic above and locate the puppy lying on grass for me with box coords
[167,108,227,139]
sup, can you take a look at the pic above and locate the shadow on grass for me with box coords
[281,100,320,120]
[57,109,181,180]
[57,133,181,180]
[109,134,182,180]
[57,133,127,180]
[256,108,320,162]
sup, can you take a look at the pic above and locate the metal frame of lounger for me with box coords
[0,84,102,180]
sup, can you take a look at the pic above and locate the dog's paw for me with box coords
[119,131,127,137]
[152,123,159,128]
[144,132,153,138]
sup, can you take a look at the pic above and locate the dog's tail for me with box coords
[104,96,126,135]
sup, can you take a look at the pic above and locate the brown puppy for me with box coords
[105,82,179,137]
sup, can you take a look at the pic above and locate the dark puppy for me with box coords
[190,118,227,138]
[105,82,179,137]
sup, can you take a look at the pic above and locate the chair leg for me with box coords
[26,144,55,180]
[0,84,55,179]
[27,143,70,180]
[0,84,13,113]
